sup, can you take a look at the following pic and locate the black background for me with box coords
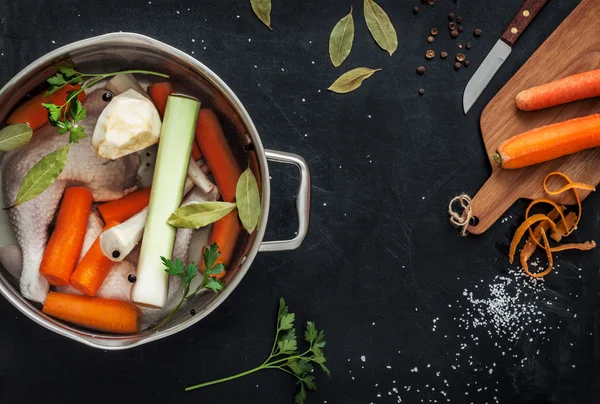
[1,0,598,403]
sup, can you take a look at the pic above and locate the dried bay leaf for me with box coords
[364,0,398,56]
[0,123,33,151]
[236,167,261,233]
[168,202,237,228]
[251,0,272,30]
[329,7,355,67]
[327,67,381,94]
[10,143,70,208]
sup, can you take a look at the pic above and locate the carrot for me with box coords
[39,187,93,286]
[42,291,140,334]
[70,220,121,296]
[204,209,241,279]
[192,140,203,160]
[6,84,87,130]
[516,69,600,111]
[147,82,174,118]
[98,187,152,223]
[195,109,242,202]
[495,114,600,169]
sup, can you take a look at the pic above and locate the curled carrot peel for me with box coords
[521,228,554,279]
[509,214,556,264]
[510,172,596,278]
[519,208,562,269]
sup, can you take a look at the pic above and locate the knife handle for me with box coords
[500,0,548,47]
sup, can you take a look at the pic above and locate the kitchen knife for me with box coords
[462,0,548,114]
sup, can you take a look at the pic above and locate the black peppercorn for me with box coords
[127,273,137,283]
[112,250,121,258]
[102,92,113,102]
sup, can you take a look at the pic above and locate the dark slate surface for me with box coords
[1,0,598,403]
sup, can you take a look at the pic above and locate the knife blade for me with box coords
[463,0,548,114]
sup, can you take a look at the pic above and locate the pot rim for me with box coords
[0,32,270,350]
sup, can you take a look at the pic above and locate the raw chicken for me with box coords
[1,90,140,303]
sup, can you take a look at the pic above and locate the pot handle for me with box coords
[259,149,311,252]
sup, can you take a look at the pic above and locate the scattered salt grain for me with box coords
[361,355,366,362]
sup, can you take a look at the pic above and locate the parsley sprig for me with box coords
[152,243,225,330]
[185,298,330,404]
[42,62,168,143]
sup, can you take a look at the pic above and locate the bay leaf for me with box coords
[251,0,272,30]
[329,7,355,67]
[364,0,398,56]
[0,124,33,152]
[168,202,237,229]
[11,143,70,208]
[236,167,261,233]
[327,67,381,94]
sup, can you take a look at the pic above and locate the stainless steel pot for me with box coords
[0,33,310,350]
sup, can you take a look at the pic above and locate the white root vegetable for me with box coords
[105,74,148,97]
[131,95,200,308]
[92,89,162,160]
[187,157,218,195]
[100,179,194,263]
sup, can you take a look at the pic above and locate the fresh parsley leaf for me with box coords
[68,125,86,143]
[202,242,221,271]
[305,321,317,345]
[278,297,289,318]
[204,278,224,293]
[69,98,86,123]
[294,383,307,404]
[56,121,70,135]
[162,256,183,276]
[207,262,225,276]
[57,63,78,78]
[42,103,62,125]
[288,359,313,376]
[302,375,317,391]
[279,313,295,331]
[277,329,298,355]
[184,263,198,284]
[47,75,68,87]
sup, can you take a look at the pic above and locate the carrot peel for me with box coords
[510,172,596,278]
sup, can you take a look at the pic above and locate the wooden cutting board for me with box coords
[467,0,600,235]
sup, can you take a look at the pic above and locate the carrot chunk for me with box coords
[7,84,87,130]
[203,209,241,280]
[98,187,151,223]
[195,109,242,203]
[39,187,93,286]
[43,291,140,334]
[70,220,121,296]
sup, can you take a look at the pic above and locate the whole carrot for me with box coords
[39,187,93,286]
[70,220,121,296]
[516,69,600,111]
[42,291,140,334]
[494,114,600,169]
[98,187,151,223]
[203,209,240,280]
[6,84,87,130]
[195,109,242,202]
